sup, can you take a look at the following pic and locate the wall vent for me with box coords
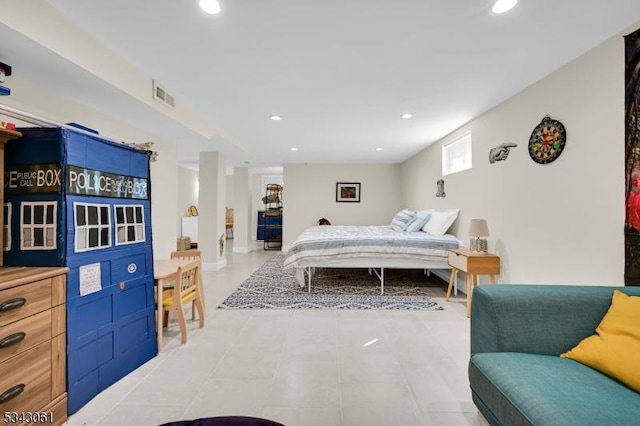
[152,80,175,107]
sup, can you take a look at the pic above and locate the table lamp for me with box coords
[469,219,489,253]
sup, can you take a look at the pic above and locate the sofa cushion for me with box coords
[561,290,640,393]
[470,285,640,356]
[469,352,640,426]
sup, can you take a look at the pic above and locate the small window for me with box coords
[3,203,11,251]
[114,205,145,245]
[442,132,472,176]
[74,202,111,252]
[20,201,57,250]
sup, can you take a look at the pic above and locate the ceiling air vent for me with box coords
[152,80,175,107]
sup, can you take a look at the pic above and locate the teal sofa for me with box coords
[469,285,640,426]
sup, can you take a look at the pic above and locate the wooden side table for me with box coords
[446,248,500,317]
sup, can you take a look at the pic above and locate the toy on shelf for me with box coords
[1,120,16,131]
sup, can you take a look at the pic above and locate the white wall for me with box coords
[283,163,402,248]
[226,175,235,209]
[402,25,633,286]
[232,168,252,251]
[150,143,179,258]
[198,152,227,270]
[2,75,179,259]
[177,166,199,234]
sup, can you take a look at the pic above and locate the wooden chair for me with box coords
[158,260,204,348]
[171,250,202,262]
[170,250,205,313]
[225,207,234,239]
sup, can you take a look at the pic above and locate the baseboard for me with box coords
[281,245,290,252]
[431,269,467,294]
[233,246,252,253]
[203,259,227,271]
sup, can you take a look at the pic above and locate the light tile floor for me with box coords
[66,242,483,426]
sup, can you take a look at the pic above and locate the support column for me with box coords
[232,167,252,253]
[199,152,227,271]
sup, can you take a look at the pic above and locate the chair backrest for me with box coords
[225,208,234,226]
[174,260,200,302]
[171,250,202,261]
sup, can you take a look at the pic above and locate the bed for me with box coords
[283,225,462,294]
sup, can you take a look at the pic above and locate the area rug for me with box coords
[218,254,445,310]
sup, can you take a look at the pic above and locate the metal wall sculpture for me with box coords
[436,179,446,197]
[625,28,640,286]
[489,143,518,163]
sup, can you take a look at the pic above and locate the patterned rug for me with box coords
[218,254,446,310]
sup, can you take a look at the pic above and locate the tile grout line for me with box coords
[260,309,296,419]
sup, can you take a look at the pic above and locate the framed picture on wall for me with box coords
[336,182,361,202]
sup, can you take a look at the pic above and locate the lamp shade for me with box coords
[469,219,490,238]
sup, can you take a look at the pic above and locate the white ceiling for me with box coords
[3,1,640,170]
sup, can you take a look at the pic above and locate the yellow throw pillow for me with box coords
[561,290,640,392]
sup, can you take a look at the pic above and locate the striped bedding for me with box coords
[283,225,460,282]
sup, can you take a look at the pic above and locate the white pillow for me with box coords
[390,209,416,231]
[405,211,432,232]
[422,208,460,235]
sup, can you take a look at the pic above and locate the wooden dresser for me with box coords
[0,267,68,426]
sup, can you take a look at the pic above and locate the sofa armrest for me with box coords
[470,284,640,356]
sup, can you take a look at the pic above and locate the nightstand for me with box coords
[446,248,500,317]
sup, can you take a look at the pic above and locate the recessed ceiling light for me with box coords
[401,113,413,119]
[199,0,221,14]
[376,148,383,151]
[270,115,282,121]
[492,0,518,14]
[290,147,298,152]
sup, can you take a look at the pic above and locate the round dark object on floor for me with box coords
[159,416,285,426]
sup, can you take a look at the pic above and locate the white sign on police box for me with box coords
[79,262,102,296]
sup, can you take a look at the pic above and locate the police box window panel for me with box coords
[114,205,145,245]
[21,201,57,250]
[3,202,11,251]
[74,202,111,252]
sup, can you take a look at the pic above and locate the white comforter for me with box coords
[283,225,461,284]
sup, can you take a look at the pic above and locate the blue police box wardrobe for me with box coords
[3,127,157,414]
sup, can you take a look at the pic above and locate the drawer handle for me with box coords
[0,298,26,312]
[0,384,25,404]
[0,332,26,348]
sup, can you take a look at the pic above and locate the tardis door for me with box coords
[61,127,157,414]
[65,196,156,414]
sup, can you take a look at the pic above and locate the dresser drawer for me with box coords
[448,250,500,275]
[448,251,468,271]
[0,279,52,327]
[0,310,51,364]
[0,340,51,413]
